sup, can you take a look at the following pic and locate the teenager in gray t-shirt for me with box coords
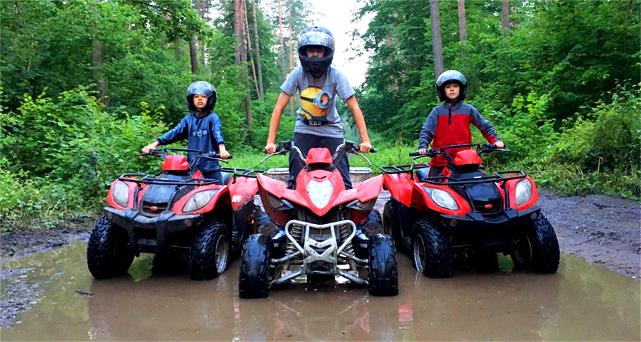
[265,26,372,189]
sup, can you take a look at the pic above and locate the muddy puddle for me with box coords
[1,241,639,340]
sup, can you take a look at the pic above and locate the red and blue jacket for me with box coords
[418,102,500,167]
[158,112,226,172]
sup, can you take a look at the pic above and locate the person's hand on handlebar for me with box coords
[141,141,159,154]
[264,142,277,154]
[418,147,427,155]
[218,144,231,159]
[359,141,372,153]
[494,140,505,149]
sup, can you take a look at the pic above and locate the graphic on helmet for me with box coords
[436,70,467,102]
[187,81,217,112]
[300,87,332,125]
[297,26,335,78]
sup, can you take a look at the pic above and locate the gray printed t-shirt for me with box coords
[280,66,355,138]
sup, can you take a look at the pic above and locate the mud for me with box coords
[0,190,639,333]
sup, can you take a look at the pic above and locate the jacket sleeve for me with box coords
[158,116,189,145]
[211,114,225,145]
[469,106,500,144]
[418,108,438,149]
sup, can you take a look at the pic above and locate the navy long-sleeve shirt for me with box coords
[157,112,226,172]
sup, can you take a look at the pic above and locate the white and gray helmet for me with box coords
[436,70,467,102]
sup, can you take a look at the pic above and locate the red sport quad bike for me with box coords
[87,148,263,280]
[381,143,560,278]
[239,141,398,298]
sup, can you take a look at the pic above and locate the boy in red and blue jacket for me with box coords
[418,70,504,177]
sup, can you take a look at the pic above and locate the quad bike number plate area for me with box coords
[1,241,639,341]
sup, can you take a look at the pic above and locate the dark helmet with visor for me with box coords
[297,26,335,78]
[436,70,467,102]
[186,81,217,112]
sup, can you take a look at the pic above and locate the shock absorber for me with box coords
[339,224,357,270]
[287,223,304,256]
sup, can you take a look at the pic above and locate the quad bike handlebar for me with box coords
[139,148,231,164]
[260,140,377,165]
[408,143,508,159]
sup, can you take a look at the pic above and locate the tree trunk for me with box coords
[430,0,444,77]
[457,0,467,42]
[234,0,253,144]
[251,0,264,99]
[189,36,199,74]
[277,0,286,78]
[243,0,260,98]
[91,39,106,103]
[288,8,295,117]
[501,0,510,36]
[193,0,207,67]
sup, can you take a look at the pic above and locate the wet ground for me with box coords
[1,241,639,341]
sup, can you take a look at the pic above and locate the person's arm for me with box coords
[210,115,230,158]
[470,106,503,148]
[418,108,437,154]
[141,116,188,153]
[265,92,291,153]
[344,96,371,153]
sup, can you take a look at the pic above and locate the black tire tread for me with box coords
[189,220,229,280]
[87,215,134,279]
[414,220,453,278]
[239,234,271,298]
[368,234,399,296]
[530,214,560,273]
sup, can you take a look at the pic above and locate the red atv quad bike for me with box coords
[239,141,398,298]
[87,148,263,280]
[381,143,560,278]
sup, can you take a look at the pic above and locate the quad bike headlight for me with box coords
[307,179,333,208]
[424,187,459,211]
[112,181,130,207]
[183,190,218,213]
[515,179,533,205]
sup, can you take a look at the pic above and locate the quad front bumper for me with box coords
[103,207,201,253]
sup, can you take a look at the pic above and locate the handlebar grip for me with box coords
[409,152,422,157]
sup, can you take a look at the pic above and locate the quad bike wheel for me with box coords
[511,214,560,273]
[189,220,230,280]
[368,234,399,296]
[239,234,271,298]
[362,210,383,237]
[412,220,453,278]
[87,216,135,279]
[255,211,279,238]
[383,201,405,251]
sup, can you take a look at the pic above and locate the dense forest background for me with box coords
[1,0,639,225]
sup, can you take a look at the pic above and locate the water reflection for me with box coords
[1,242,639,341]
